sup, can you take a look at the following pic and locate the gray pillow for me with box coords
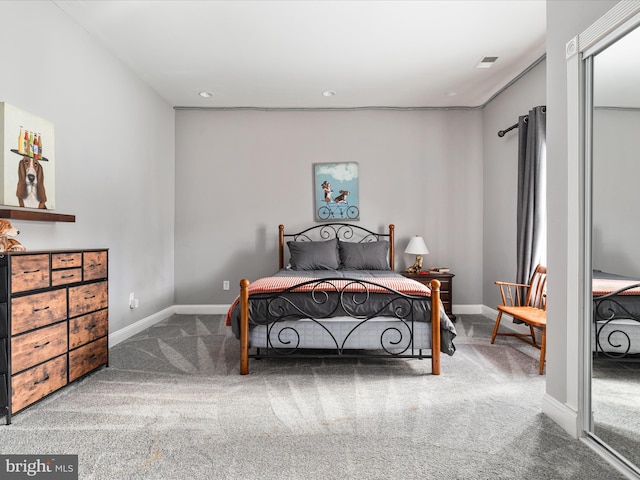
[338,240,391,270]
[287,238,340,270]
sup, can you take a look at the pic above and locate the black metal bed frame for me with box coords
[248,277,433,360]
[593,283,640,360]
[283,222,388,244]
[237,223,444,374]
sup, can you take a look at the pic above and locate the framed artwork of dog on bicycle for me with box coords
[314,162,359,221]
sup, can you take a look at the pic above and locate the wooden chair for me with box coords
[491,265,547,374]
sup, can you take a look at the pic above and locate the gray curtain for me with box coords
[516,105,547,292]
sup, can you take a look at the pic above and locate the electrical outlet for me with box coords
[223,280,230,291]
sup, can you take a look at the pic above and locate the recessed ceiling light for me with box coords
[445,91,457,97]
[199,91,214,98]
[475,56,499,69]
[322,91,336,97]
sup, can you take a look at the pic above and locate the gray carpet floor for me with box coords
[592,358,640,470]
[0,314,630,479]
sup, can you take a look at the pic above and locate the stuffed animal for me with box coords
[0,219,26,252]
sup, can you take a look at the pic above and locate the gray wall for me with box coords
[0,1,176,334]
[592,109,640,277]
[174,109,483,307]
[546,0,618,408]
[481,60,547,309]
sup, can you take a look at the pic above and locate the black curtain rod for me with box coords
[497,117,526,137]
[498,106,546,137]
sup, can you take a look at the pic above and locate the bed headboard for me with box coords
[278,223,395,270]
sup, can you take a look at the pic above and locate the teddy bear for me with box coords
[0,219,26,252]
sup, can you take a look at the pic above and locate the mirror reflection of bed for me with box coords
[590,22,640,470]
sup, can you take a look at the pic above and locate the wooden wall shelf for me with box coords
[0,208,75,223]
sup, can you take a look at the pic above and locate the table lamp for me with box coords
[404,235,429,273]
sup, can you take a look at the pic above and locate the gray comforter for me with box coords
[229,269,456,355]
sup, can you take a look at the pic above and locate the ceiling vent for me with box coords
[475,56,499,69]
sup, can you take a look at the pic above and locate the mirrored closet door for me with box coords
[581,6,640,476]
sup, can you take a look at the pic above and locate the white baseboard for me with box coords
[542,393,579,438]
[482,305,499,318]
[109,306,175,347]
[452,304,483,315]
[174,304,231,315]
[109,305,231,347]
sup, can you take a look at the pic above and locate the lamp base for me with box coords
[406,255,423,274]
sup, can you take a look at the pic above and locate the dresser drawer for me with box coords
[69,310,108,349]
[68,281,108,318]
[51,268,82,287]
[51,252,82,269]
[11,355,67,413]
[69,337,107,382]
[10,255,50,293]
[11,322,68,373]
[83,251,107,281]
[11,289,67,335]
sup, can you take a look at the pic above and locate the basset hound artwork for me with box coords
[0,102,55,210]
[16,156,47,209]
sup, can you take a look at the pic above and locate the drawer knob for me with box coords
[87,323,96,331]
[33,306,50,313]
[89,263,102,268]
[23,269,41,274]
[84,295,96,300]
[61,274,75,279]
[33,375,50,385]
[34,341,50,349]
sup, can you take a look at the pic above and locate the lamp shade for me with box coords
[404,236,429,255]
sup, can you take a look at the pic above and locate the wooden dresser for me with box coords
[0,249,108,424]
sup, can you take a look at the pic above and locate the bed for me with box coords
[592,269,640,358]
[226,223,456,375]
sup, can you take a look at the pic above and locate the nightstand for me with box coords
[401,271,456,321]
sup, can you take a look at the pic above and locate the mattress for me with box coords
[593,319,640,355]
[249,316,433,352]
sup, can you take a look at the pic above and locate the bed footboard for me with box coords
[431,279,441,375]
[240,278,250,375]
[593,282,640,359]
[239,278,443,375]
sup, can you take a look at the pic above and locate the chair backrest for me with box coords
[526,264,547,310]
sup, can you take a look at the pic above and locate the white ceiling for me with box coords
[53,0,547,109]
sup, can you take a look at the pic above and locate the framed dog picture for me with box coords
[313,162,359,222]
[0,102,55,210]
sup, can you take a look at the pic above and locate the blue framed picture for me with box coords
[313,162,359,221]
